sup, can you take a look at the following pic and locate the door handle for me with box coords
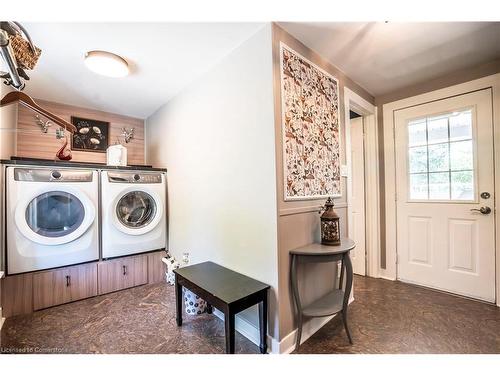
[66,275,71,287]
[470,206,491,215]
[123,265,127,275]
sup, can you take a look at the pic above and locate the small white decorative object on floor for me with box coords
[106,143,127,166]
[162,257,179,285]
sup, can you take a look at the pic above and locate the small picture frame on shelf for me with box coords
[71,116,109,152]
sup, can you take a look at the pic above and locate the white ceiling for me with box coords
[278,22,500,97]
[19,22,500,118]
[22,23,265,118]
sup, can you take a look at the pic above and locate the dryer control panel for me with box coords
[107,172,163,184]
[14,168,94,182]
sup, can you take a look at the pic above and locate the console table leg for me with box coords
[258,297,268,354]
[175,280,183,327]
[342,253,354,344]
[224,310,235,354]
[342,311,353,344]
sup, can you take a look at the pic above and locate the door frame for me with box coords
[382,73,500,306]
[344,87,380,278]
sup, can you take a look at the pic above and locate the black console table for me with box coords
[290,238,355,351]
[174,261,270,354]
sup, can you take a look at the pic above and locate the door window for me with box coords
[407,109,475,201]
[26,191,85,237]
[116,191,157,228]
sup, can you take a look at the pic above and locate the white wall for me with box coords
[146,25,279,339]
[0,84,17,272]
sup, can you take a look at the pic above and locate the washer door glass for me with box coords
[116,191,157,229]
[26,191,85,238]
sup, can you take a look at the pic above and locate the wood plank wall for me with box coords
[16,99,145,165]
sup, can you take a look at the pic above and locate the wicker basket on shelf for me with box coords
[9,33,42,70]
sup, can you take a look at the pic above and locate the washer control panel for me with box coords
[107,172,163,184]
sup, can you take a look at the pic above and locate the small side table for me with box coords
[174,261,270,354]
[290,238,355,351]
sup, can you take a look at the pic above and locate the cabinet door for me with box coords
[98,258,125,295]
[148,251,166,284]
[68,263,98,302]
[2,273,33,317]
[33,264,98,310]
[98,255,148,295]
[33,268,70,310]
[122,255,148,289]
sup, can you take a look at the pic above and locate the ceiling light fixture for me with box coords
[84,50,129,77]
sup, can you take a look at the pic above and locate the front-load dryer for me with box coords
[6,167,99,274]
[101,170,167,259]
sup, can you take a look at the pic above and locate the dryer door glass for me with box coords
[116,191,157,229]
[26,191,85,238]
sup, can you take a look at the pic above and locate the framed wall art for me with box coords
[71,116,109,152]
[280,42,341,201]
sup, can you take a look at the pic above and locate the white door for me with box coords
[349,117,366,275]
[395,89,495,302]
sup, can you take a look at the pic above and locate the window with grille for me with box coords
[407,108,475,201]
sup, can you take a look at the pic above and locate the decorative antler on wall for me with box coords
[35,114,52,133]
[121,127,135,143]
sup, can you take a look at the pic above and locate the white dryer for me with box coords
[6,167,99,274]
[101,170,167,259]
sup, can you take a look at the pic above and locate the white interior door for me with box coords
[394,89,495,302]
[349,117,366,275]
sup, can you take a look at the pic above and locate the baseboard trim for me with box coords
[277,314,337,354]
[212,309,264,349]
[378,274,396,281]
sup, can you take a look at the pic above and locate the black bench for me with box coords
[174,261,270,354]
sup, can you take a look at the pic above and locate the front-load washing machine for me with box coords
[6,167,99,274]
[101,170,167,259]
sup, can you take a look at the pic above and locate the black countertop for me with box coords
[1,157,167,172]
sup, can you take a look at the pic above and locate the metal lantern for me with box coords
[320,197,341,246]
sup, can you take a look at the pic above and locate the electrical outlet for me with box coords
[182,252,190,265]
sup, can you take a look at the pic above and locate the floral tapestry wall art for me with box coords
[280,43,341,200]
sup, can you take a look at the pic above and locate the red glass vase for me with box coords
[56,136,72,161]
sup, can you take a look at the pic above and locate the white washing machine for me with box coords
[101,170,167,259]
[6,167,99,274]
